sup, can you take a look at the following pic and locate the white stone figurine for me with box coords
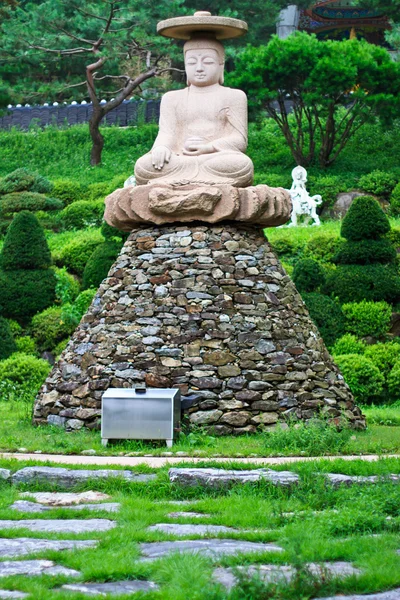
[287,166,322,227]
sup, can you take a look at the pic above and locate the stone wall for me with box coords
[34,224,366,432]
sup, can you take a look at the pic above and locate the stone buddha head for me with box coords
[184,37,225,87]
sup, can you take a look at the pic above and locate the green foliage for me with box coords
[0,269,56,321]
[31,306,74,352]
[229,34,400,167]
[304,234,344,264]
[59,200,104,230]
[332,334,366,356]
[309,175,344,208]
[54,338,69,358]
[100,220,128,242]
[390,183,400,217]
[358,170,398,198]
[269,236,306,265]
[52,179,86,205]
[82,241,120,289]
[0,168,53,195]
[61,288,97,327]
[54,267,80,305]
[0,316,16,360]
[0,352,50,389]
[0,191,63,216]
[292,258,326,293]
[364,343,400,379]
[15,336,37,356]
[302,292,345,347]
[334,354,384,403]
[388,360,400,398]
[56,236,104,275]
[253,172,290,188]
[264,420,352,456]
[0,211,52,270]
[86,182,113,201]
[325,264,400,304]
[6,319,22,336]
[341,196,391,242]
[342,300,392,338]
[333,238,397,265]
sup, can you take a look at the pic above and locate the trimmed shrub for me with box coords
[302,292,345,347]
[333,239,396,265]
[335,354,384,403]
[54,338,69,358]
[324,264,400,304]
[86,181,113,201]
[390,183,400,217]
[101,220,128,242]
[364,343,400,378]
[269,236,305,263]
[59,200,104,230]
[0,192,63,216]
[0,168,35,194]
[292,258,326,293]
[358,170,397,198]
[0,352,50,389]
[54,267,80,305]
[0,211,52,270]
[342,300,392,338]
[15,336,37,355]
[332,334,366,357]
[304,234,344,264]
[30,174,53,195]
[52,179,85,205]
[388,360,400,398]
[31,306,74,351]
[254,173,290,188]
[7,320,22,336]
[309,175,343,208]
[341,196,391,241]
[57,237,104,275]
[0,269,57,321]
[82,241,120,289]
[0,316,17,360]
[61,288,97,327]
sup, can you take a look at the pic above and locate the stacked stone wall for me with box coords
[34,224,365,432]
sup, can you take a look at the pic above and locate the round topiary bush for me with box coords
[302,292,345,347]
[0,211,52,271]
[0,192,63,217]
[358,170,397,198]
[332,334,366,357]
[309,174,343,208]
[304,234,344,264]
[0,352,50,389]
[341,196,391,241]
[364,342,400,378]
[334,353,385,403]
[31,306,74,351]
[390,183,400,217]
[82,241,121,289]
[333,239,396,265]
[59,200,104,230]
[52,179,85,205]
[342,300,392,338]
[57,237,104,276]
[0,269,57,321]
[388,359,400,398]
[324,264,400,304]
[292,258,326,293]
[0,316,17,360]
[0,168,35,194]
[15,336,37,356]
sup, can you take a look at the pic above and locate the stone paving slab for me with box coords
[167,512,211,519]
[0,560,80,578]
[148,523,238,535]
[214,561,362,590]
[12,467,155,488]
[0,591,28,599]
[62,580,159,595]
[326,474,400,487]
[0,537,97,558]
[0,519,116,534]
[169,468,299,488]
[10,500,120,514]
[314,590,400,600]
[0,470,10,483]
[20,491,111,506]
[140,539,283,559]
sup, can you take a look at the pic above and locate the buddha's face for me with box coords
[185,49,222,87]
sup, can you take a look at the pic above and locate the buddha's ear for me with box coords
[219,65,224,85]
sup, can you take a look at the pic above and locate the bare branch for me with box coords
[93,74,130,82]
[29,44,89,55]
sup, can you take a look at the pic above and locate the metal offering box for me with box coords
[101,388,181,448]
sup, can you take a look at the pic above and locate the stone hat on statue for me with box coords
[157,11,248,40]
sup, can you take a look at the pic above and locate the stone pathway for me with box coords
[167,511,211,519]
[10,500,120,513]
[139,539,283,559]
[62,581,159,595]
[0,538,97,559]
[147,523,240,535]
[0,591,28,599]
[0,560,80,578]
[314,591,400,600]
[19,491,111,505]
[9,466,155,487]
[214,561,362,590]
[0,518,116,534]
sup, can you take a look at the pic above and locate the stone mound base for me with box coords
[33,223,365,433]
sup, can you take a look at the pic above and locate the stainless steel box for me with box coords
[101,388,181,447]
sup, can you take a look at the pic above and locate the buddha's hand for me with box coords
[151,146,172,170]
[183,137,214,156]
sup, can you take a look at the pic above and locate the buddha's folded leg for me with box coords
[134,153,200,185]
[198,151,254,187]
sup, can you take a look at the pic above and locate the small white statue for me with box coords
[287,166,322,226]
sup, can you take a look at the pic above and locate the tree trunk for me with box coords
[89,109,105,166]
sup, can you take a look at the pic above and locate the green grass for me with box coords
[0,400,399,458]
[0,458,399,598]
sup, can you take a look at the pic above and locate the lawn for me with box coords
[0,457,399,599]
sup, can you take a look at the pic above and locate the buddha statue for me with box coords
[134,36,254,188]
[105,12,291,229]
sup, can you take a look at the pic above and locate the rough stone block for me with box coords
[169,468,299,489]
[12,467,155,488]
